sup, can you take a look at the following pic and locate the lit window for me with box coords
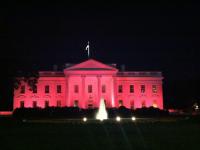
[74,100,79,107]
[20,86,25,94]
[119,100,123,107]
[20,101,24,108]
[142,101,146,108]
[141,85,145,93]
[74,85,79,93]
[45,85,49,93]
[45,100,49,108]
[118,85,123,93]
[88,85,92,93]
[57,100,61,107]
[33,86,37,93]
[102,85,106,93]
[57,85,62,93]
[33,101,37,108]
[152,85,157,93]
[152,100,157,108]
[130,85,134,93]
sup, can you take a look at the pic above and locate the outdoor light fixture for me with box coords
[131,116,136,121]
[83,117,87,122]
[116,116,121,122]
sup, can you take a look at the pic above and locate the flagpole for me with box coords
[88,41,90,58]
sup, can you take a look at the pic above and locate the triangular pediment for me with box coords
[65,59,118,71]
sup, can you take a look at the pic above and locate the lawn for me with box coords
[0,117,200,150]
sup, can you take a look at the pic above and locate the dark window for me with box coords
[45,101,49,108]
[57,85,62,93]
[130,85,134,93]
[88,85,92,93]
[141,85,145,93]
[57,100,61,107]
[118,85,123,93]
[74,85,79,93]
[152,85,157,93]
[33,101,37,108]
[20,86,25,94]
[33,86,37,93]
[119,100,123,106]
[20,101,24,108]
[104,100,107,107]
[45,85,49,93]
[74,100,79,107]
[130,101,134,109]
[88,104,93,109]
[142,101,146,107]
[102,85,106,93]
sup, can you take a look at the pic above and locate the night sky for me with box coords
[0,2,199,110]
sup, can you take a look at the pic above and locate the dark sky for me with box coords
[0,2,200,110]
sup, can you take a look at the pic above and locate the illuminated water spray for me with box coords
[96,98,108,121]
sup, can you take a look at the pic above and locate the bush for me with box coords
[13,106,169,119]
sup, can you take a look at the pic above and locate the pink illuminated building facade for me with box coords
[13,59,164,110]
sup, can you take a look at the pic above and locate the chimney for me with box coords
[120,64,125,72]
[53,64,58,71]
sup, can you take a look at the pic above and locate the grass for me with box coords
[0,117,200,150]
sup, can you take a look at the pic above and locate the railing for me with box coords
[39,71,65,77]
[117,71,162,77]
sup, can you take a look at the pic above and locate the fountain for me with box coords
[96,98,108,121]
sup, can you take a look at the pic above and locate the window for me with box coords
[57,100,61,107]
[102,85,106,93]
[130,85,134,93]
[88,85,92,93]
[119,100,123,107]
[33,101,37,108]
[74,100,79,107]
[33,86,37,93]
[130,101,134,109]
[45,85,49,93]
[74,85,79,93]
[152,100,157,108]
[20,101,24,108]
[88,104,93,109]
[141,85,145,93]
[152,85,157,93]
[104,100,107,106]
[20,86,25,94]
[118,85,123,93]
[142,101,146,108]
[57,85,62,93]
[45,100,49,108]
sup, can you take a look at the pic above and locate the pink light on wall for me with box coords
[13,59,164,110]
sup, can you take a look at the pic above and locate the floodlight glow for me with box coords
[116,116,121,122]
[131,116,136,121]
[83,117,87,122]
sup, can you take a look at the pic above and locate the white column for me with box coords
[111,76,115,107]
[97,75,101,107]
[82,75,85,108]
